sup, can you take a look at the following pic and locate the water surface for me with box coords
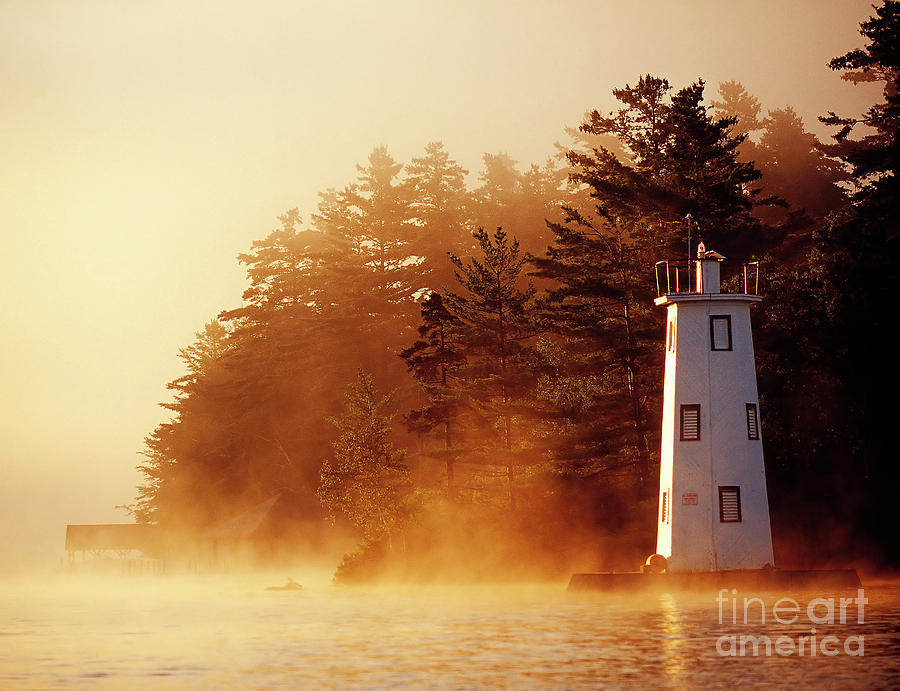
[1,572,897,688]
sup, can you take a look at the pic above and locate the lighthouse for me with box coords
[653,245,774,573]
[567,245,862,590]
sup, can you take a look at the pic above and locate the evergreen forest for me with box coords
[127,3,900,580]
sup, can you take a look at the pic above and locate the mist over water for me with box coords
[3,1,899,685]
[2,572,898,687]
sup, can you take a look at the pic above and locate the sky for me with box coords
[0,0,882,570]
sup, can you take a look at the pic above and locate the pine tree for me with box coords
[755,107,847,223]
[398,292,466,498]
[317,370,411,549]
[135,209,359,537]
[807,0,900,564]
[135,319,240,528]
[445,227,537,509]
[534,75,771,484]
[472,153,565,258]
[405,142,473,291]
[233,208,333,313]
[821,0,900,209]
[710,80,763,145]
[531,207,660,482]
[666,82,761,247]
[571,75,765,257]
[312,146,422,351]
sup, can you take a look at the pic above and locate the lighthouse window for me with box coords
[710,315,733,351]
[680,404,701,441]
[718,486,742,522]
[661,491,669,523]
[667,320,675,352]
[746,403,760,440]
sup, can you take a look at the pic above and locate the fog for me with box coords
[2,569,898,686]
[0,1,883,576]
[6,6,900,686]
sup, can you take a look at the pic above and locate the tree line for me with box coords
[130,2,900,578]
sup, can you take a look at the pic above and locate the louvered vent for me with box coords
[680,404,701,441]
[719,486,742,522]
[746,403,760,440]
[710,315,733,351]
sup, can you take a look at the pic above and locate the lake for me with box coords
[1,570,898,688]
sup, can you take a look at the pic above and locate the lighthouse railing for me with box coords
[743,261,760,296]
[654,259,762,297]
[654,260,696,297]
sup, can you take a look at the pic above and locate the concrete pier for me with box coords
[567,569,861,592]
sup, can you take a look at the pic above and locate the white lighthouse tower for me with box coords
[653,246,774,573]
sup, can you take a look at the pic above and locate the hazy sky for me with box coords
[0,0,881,569]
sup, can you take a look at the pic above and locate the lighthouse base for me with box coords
[567,568,861,593]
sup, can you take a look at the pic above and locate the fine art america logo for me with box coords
[715,588,867,657]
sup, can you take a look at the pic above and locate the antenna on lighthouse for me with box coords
[685,214,697,262]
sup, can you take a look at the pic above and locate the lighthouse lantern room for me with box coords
[653,245,774,573]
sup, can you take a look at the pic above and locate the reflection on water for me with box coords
[0,572,898,688]
[659,592,687,682]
